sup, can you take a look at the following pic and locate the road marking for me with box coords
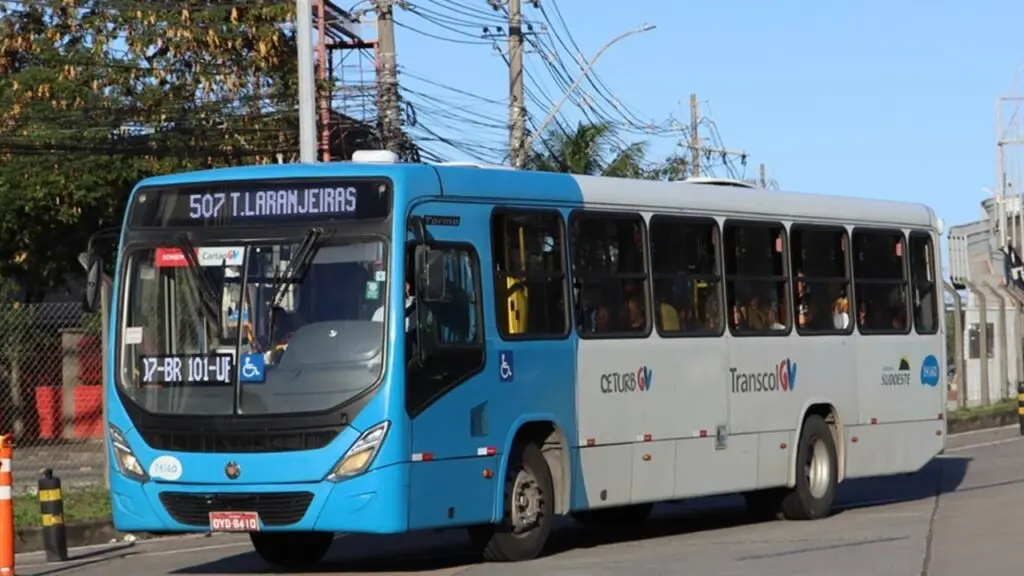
[144,541,252,557]
[944,436,1024,453]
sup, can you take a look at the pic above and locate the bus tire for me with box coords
[571,503,653,526]
[780,414,838,521]
[249,532,334,569]
[468,441,554,562]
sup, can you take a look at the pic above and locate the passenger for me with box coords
[891,307,907,330]
[731,303,746,330]
[372,279,417,331]
[594,304,612,332]
[795,270,815,329]
[746,295,769,330]
[832,296,850,329]
[655,286,680,331]
[626,295,645,330]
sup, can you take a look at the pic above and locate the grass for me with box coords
[13,487,111,529]
[948,398,1017,420]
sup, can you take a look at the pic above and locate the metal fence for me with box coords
[944,281,1024,411]
[0,302,106,494]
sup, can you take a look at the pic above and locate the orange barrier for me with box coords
[0,434,13,576]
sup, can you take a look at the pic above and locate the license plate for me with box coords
[208,511,260,532]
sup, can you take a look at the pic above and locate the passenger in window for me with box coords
[794,270,816,329]
[857,301,867,327]
[677,306,696,331]
[731,303,745,330]
[594,304,612,332]
[832,296,850,330]
[766,305,786,331]
[372,279,417,331]
[891,307,907,330]
[655,285,680,331]
[626,295,646,330]
[746,295,770,330]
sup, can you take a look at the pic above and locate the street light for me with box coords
[517,23,656,167]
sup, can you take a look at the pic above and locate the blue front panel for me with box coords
[405,169,583,530]
[103,161,440,535]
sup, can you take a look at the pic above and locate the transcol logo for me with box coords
[600,366,653,394]
[730,358,797,394]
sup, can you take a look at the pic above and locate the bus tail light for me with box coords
[109,424,148,482]
[326,421,390,482]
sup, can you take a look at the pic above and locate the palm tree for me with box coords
[526,121,650,178]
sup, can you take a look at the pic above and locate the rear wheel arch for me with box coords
[789,400,844,487]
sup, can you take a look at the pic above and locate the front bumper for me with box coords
[110,462,409,534]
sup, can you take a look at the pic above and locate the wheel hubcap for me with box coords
[510,468,543,534]
[805,437,832,499]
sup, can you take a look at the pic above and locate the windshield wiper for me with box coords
[269,227,324,308]
[175,234,224,332]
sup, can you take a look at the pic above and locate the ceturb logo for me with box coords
[600,366,653,394]
[197,247,243,266]
[730,359,797,394]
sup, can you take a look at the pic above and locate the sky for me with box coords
[339,0,1024,267]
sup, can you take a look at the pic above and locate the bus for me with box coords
[82,151,947,568]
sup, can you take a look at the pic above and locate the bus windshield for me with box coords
[118,237,388,416]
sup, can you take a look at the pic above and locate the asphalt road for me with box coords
[14,424,1024,576]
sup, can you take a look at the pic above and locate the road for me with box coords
[13,425,1024,575]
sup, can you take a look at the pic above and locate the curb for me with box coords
[947,408,1019,435]
[15,521,167,554]
[14,408,1019,553]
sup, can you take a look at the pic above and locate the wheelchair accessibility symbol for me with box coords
[498,350,514,383]
[239,353,266,384]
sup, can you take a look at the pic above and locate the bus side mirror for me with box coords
[82,257,103,313]
[417,247,446,302]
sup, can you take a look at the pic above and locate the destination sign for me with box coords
[140,354,233,386]
[128,178,391,228]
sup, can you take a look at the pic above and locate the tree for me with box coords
[0,0,305,300]
[526,121,648,177]
[526,120,691,181]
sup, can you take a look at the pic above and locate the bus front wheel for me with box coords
[249,531,334,569]
[468,441,554,562]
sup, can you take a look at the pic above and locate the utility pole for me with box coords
[759,163,767,188]
[685,93,748,180]
[297,0,316,162]
[376,0,402,154]
[689,94,700,178]
[507,0,527,168]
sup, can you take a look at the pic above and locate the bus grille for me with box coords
[159,492,315,527]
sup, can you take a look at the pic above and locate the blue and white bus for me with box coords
[83,150,947,568]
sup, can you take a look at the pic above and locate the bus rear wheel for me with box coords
[249,531,334,569]
[468,441,554,562]
[780,414,838,520]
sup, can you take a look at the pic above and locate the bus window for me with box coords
[490,209,569,338]
[569,211,649,337]
[852,229,909,333]
[790,225,852,334]
[649,215,722,335]
[724,220,789,335]
[909,232,938,334]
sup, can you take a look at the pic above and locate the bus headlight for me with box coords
[326,421,390,481]
[109,424,148,482]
